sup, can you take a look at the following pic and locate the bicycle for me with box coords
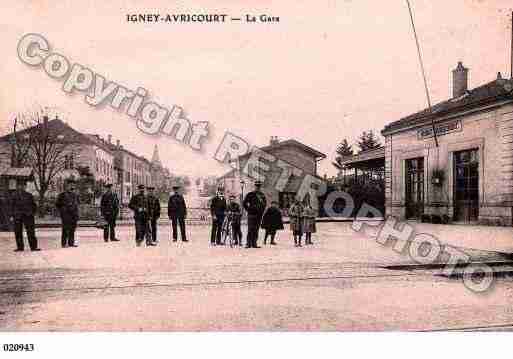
[221,214,236,248]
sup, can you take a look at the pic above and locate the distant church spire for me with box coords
[151,144,162,167]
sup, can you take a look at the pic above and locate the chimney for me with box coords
[108,134,112,143]
[270,136,279,146]
[116,139,120,148]
[452,62,468,98]
[43,115,49,125]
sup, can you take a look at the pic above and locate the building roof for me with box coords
[101,138,150,164]
[217,139,326,182]
[382,77,513,135]
[0,164,33,179]
[242,139,326,160]
[218,139,328,183]
[0,118,99,148]
[84,134,115,154]
[338,147,385,170]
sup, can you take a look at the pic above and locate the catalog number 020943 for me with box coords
[3,344,35,352]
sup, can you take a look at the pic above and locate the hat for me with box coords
[147,186,155,190]
[217,186,225,192]
[138,184,145,190]
[105,183,113,188]
[254,180,263,186]
[66,178,76,184]
[172,185,180,190]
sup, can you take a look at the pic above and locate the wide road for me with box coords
[1,222,513,331]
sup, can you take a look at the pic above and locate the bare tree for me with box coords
[9,108,80,209]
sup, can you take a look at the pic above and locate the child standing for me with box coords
[302,199,316,245]
[227,194,243,246]
[261,201,284,245]
[288,198,304,247]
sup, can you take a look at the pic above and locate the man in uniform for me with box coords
[100,183,120,242]
[227,194,243,246]
[167,185,188,242]
[56,179,80,248]
[9,180,39,252]
[210,186,227,246]
[129,184,155,247]
[147,186,161,244]
[243,180,267,248]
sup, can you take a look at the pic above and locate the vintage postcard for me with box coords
[1,0,513,356]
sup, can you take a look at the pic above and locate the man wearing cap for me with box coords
[227,194,243,246]
[129,184,155,247]
[100,183,120,242]
[56,179,80,248]
[147,186,161,244]
[167,185,188,242]
[9,180,40,252]
[243,180,267,248]
[210,186,227,245]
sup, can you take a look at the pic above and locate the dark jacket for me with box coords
[128,193,148,221]
[227,202,242,224]
[261,206,284,231]
[9,190,37,219]
[100,191,119,219]
[56,190,80,221]
[243,190,267,216]
[147,194,161,220]
[168,193,187,219]
[210,195,227,217]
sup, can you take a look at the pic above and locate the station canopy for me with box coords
[339,147,385,171]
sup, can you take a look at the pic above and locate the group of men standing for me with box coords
[8,177,269,251]
[127,184,188,246]
[209,180,267,248]
[8,178,81,251]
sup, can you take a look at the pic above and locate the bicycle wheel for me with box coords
[228,224,235,248]
[221,218,229,245]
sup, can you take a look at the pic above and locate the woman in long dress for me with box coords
[288,198,304,247]
[302,199,316,245]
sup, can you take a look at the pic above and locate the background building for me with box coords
[218,137,326,215]
[0,116,174,210]
[0,117,115,198]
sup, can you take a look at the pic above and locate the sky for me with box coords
[1,0,512,179]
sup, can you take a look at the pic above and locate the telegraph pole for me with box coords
[406,0,439,148]
[510,11,513,79]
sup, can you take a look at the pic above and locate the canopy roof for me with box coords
[338,147,385,170]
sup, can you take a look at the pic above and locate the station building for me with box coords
[385,63,513,224]
[343,63,513,225]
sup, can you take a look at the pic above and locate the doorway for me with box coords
[405,157,424,219]
[453,149,479,222]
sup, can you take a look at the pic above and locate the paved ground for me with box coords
[1,222,513,331]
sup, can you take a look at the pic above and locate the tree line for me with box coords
[332,130,382,171]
